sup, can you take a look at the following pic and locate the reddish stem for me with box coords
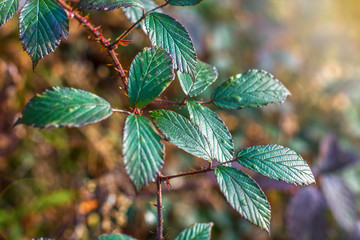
[156,176,164,240]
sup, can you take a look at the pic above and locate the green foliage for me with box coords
[15,87,113,128]
[128,47,174,108]
[19,0,69,69]
[211,69,290,109]
[178,61,218,97]
[77,0,143,10]
[0,0,18,27]
[146,12,197,76]
[187,102,233,163]
[123,114,164,191]
[215,166,271,232]
[151,110,212,161]
[167,0,203,6]
[98,233,137,240]
[174,222,213,240]
[237,145,315,185]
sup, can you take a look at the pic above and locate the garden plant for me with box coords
[0,0,316,239]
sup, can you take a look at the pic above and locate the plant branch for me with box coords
[156,175,164,240]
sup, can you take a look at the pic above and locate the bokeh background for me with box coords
[1,0,360,239]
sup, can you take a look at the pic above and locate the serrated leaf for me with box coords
[146,12,197,76]
[151,110,211,161]
[174,222,213,240]
[237,145,315,185]
[167,0,203,6]
[321,174,357,232]
[123,114,164,191]
[128,47,174,108]
[215,166,271,232]
[15,87,113,128]
[77,0,143,10]
[211,69,290,109]
[98,233,137,240]
[286,187,328,240]
[123,0,159,33]
[187,102,233,163]
[19,0,69,69]
[0,0,18,27]
[178,61,217,97]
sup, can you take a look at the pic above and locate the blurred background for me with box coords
[0,0,360,239]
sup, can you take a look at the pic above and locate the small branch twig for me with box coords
[156,175,164,240]
[154,98,184,106]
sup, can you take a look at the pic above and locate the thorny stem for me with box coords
[156,176,164,240]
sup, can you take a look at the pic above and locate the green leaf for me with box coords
[151,110,211,161]
[77,0,143,10]
[215,166,271,233]
[174,222,213,240]
[0,0,18,27]
[167,0,203,6]
[123,114,164,191]
[123,0,159,33]
[237,145,315,185]
[19,0,69,69]
[128,47,174,108]
[178,61,217,97]
[98,233,137,240]
[187,102,233,164]
[15,87,113,128]
[211,69,290,109]
[146,12,197,76]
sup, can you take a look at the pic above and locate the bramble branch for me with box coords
[156,175,164,240]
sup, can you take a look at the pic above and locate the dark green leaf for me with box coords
[215,166,271,232]
[146,12,197,76]
[151,110,211,161]
[19,0,69,69]
[128,47,174,108]
[167,0,203,6]
[15,87,113,128]
[178,61,217,97]
[98,233,137,240]
[77,0,143,10]
[211,69,290,109]
[237,145,315,185]
[187,102,233,163]
[174,222,213,240]
[0,0,18,27]
[124,0,159,33]
[123,114,164,191]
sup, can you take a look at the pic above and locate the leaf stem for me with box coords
[112,108,132,114]
[195,99,213,105]
[154,98,184,105]
[156,175,164,240]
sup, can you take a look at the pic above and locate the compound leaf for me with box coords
[19,0,69,69]
[123,114,164,191]
[174,222,213,240]
[0,0,18,27]
[146,12,197,76]
[77,0,143,10]
[237,145,315,185]
[124,0,159,33]
[151,110,211,161]
[15,87,113,128]
[98,233,137,240]
[211,69,290,109]
[178,61,217,97]
[187,102,233,163]
[128,47,174,108]
[167,0,203,6]
[215,166,271,233]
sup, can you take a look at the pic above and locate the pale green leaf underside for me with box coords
[237,144,315,185]
[178,61,218,97]
[151,110,211,161]
[128,46,174,108]
[167,0,203,6]
[123,114,164,191]
[215,166,271,232]
[15,87,113,128]
[0,0,18,27]
[123,0,159,33]
[98,233,137,240]
[146,12,197,76]
[77,0,143,10]
[211,69,290,109]
[174,222,213,240]
[19,0,69,68]
[187,102,233,164]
